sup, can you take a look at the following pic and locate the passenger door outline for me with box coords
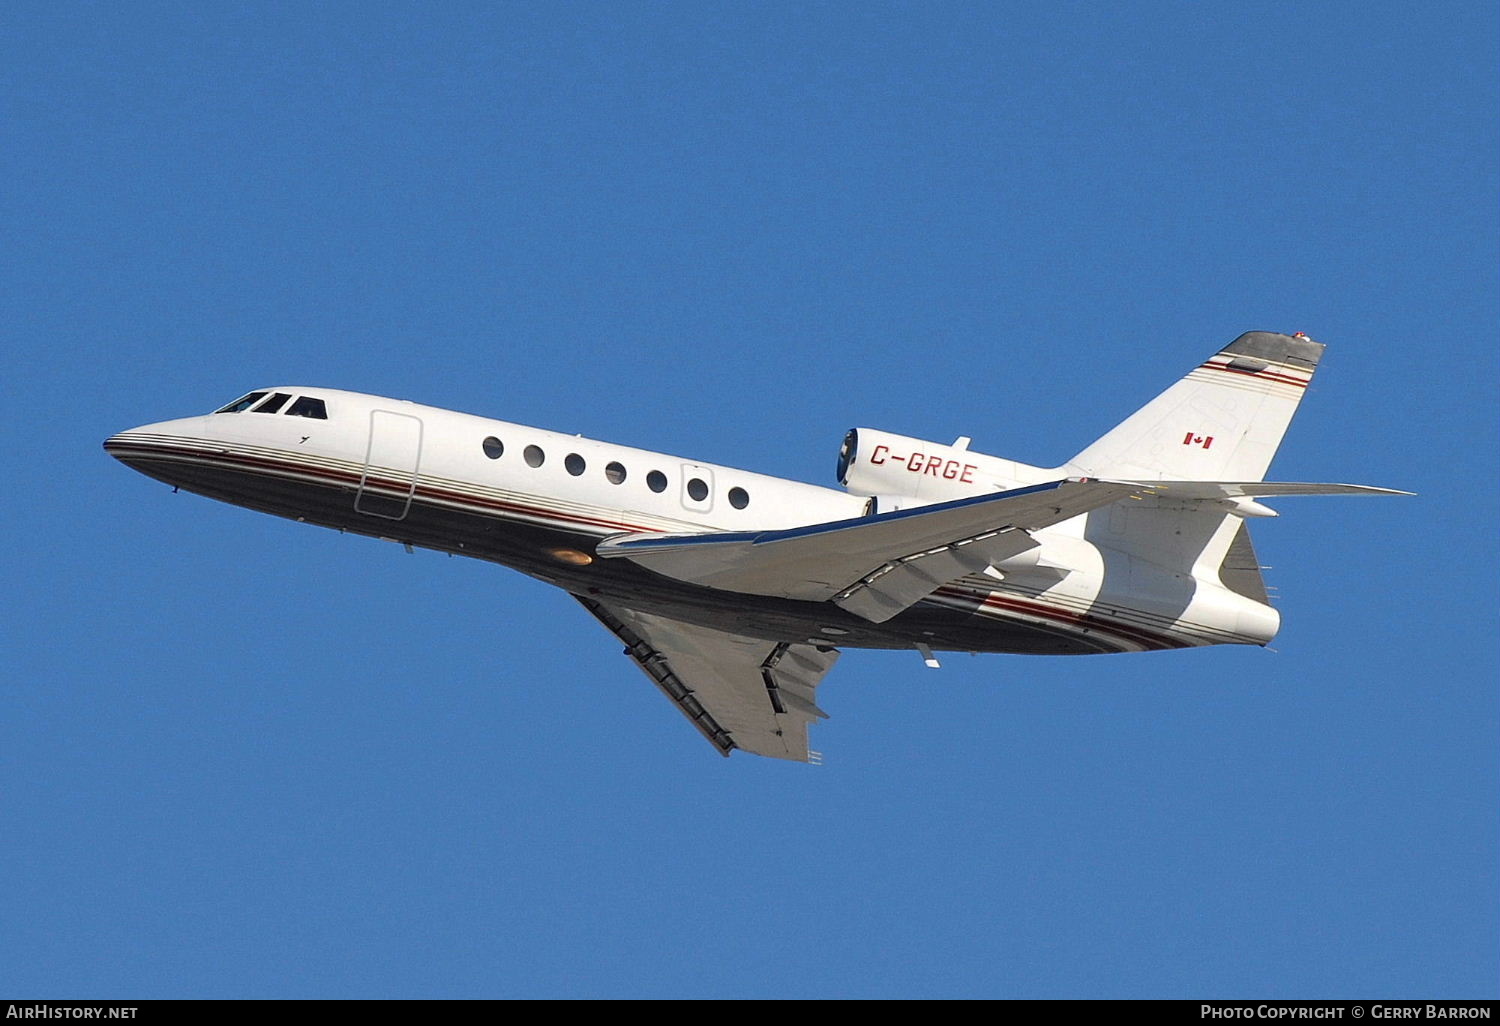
[356,410,424,520]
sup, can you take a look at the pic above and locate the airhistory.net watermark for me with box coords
[6,1008,137,1020]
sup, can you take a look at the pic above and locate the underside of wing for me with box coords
[596,478,1149,622]
[576,597,840,762]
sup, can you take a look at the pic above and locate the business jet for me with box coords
[105,331,1406,762]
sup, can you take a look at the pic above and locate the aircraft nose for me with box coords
[104,425,150,462]
[103,417,209,481]
[104,420,174,462]
[103,427,140,453]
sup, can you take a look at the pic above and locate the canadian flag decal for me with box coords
[1182,432,1214,450]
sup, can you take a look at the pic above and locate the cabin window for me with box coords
[565,453,586,476]
[604,461,626,484]
[252,393,292,414]
[482,436,504,459]
[285,396,328,420]
[524,445,545,468]
[686,477,709,502]
[215,392,267,414]
[728,487,749,509]
[646,470,667,493]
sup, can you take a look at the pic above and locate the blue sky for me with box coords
[3,1,1495,999]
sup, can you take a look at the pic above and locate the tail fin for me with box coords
[1065,331,1323,482]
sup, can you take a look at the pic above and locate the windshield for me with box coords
[213,392,329,419]
[214,392,268,414]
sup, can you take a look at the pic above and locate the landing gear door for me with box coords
[679,463,715,514]
[356,410,423,520]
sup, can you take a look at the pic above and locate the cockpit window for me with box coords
[252,392,292,414]
[215,392,268,414]
[285,396,327,420]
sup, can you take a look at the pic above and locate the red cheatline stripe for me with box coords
[934,585,1191,651]
[108,440,663,535]
[1197,361,1309,389]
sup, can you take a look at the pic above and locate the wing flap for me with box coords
[830,528,1038,622]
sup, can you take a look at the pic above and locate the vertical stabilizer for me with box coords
[1065,331,1324,482]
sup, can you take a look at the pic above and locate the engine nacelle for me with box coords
[837,428,1055,507]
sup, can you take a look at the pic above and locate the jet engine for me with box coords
[837,428,1054,511]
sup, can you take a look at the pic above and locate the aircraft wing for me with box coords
[596,478,1148,622]
[576,597,839,762]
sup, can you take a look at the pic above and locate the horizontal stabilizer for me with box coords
[597,478,1149,622]
[1113,480,1413,499]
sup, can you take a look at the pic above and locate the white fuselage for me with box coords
[105,387,1279,656]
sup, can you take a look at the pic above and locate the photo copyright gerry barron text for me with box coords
[1202,1007,1491,1020]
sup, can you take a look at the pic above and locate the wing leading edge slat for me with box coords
[577,596,737,756]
